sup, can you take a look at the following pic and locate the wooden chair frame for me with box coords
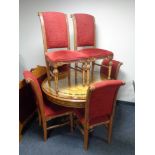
[38,12,71,87]
[71,14,113,83]
[75,82,125,150]
[25,75,73,141]
[19,66,47,141]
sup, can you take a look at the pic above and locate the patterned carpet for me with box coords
[19,102,135,155]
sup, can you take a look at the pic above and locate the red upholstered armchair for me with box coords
[100,59,123,79]
[71,13,114,79]
[23,71,73,141]
[74,80,125,150]
[38,12,71,85]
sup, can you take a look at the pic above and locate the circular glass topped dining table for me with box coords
[41,69,107,108]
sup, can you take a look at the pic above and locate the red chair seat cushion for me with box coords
[44,101,72,118]
[79,48,113,59]
[74,108,110,126]
[45,50,87,63]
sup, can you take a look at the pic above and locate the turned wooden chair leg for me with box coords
[82,63,86,86]
[70,113,73,132]
[53,66,59,95]
[68,68,71,87]
[43,121,47,141]
[45,60,51,86]
[108,121,113,144]
[91,61,95,82]
[73,114,78,129]
[108,60,112,80]
[84,127,89,150]
[86,62,90,85]
[75,63,78,85]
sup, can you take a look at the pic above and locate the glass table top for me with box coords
[42,69,107,100]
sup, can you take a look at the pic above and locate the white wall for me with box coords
[19,0,135,102]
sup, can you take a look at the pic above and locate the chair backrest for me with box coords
[100,59,123,79]
[72,13,95,48]
[85,80,124,125]
[39,12,70,50]
[23,71,45,121]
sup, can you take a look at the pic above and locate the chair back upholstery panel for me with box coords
[74,14,95,47]
[23,71,45,120]
[42,12,69,49]
[87,80,124,125]
[19,82,36,123]
[100,59,122,79]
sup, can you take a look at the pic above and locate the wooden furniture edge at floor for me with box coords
[19,65,47,142]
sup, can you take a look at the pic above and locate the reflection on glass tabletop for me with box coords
[42,70,107,100]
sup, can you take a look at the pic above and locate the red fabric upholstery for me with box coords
[23,71,72,119]
[79,48,113,59]
[88,80,123,125]
[45,50,88,63]
[100,59,122,79]
[44,100,71,117]
[23,71,43,97]
[42,12,68,48]
[74,80,124,126]
[74,108,109,126]
[74,14,95,46]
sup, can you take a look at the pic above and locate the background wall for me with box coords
[19,0,135,102]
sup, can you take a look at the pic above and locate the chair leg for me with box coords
[43,121,47,141]
[75,63,78,85]
[84,126,89,150]
[68,68,71,87]
[91,61,95,82]
[19,122,23,142]
[45,60,51,86]
[73,114,78,129]
[53,66,59,94]
[69,113,73,132]
[108,121,113,144]
[86,62,90,85]
[82,63,86,86]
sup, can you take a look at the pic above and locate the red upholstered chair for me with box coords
[71,13,114,77]
[74,80,125,150]
[23,71,73,141]
[38,12,71,85]
[100,59,123,79]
